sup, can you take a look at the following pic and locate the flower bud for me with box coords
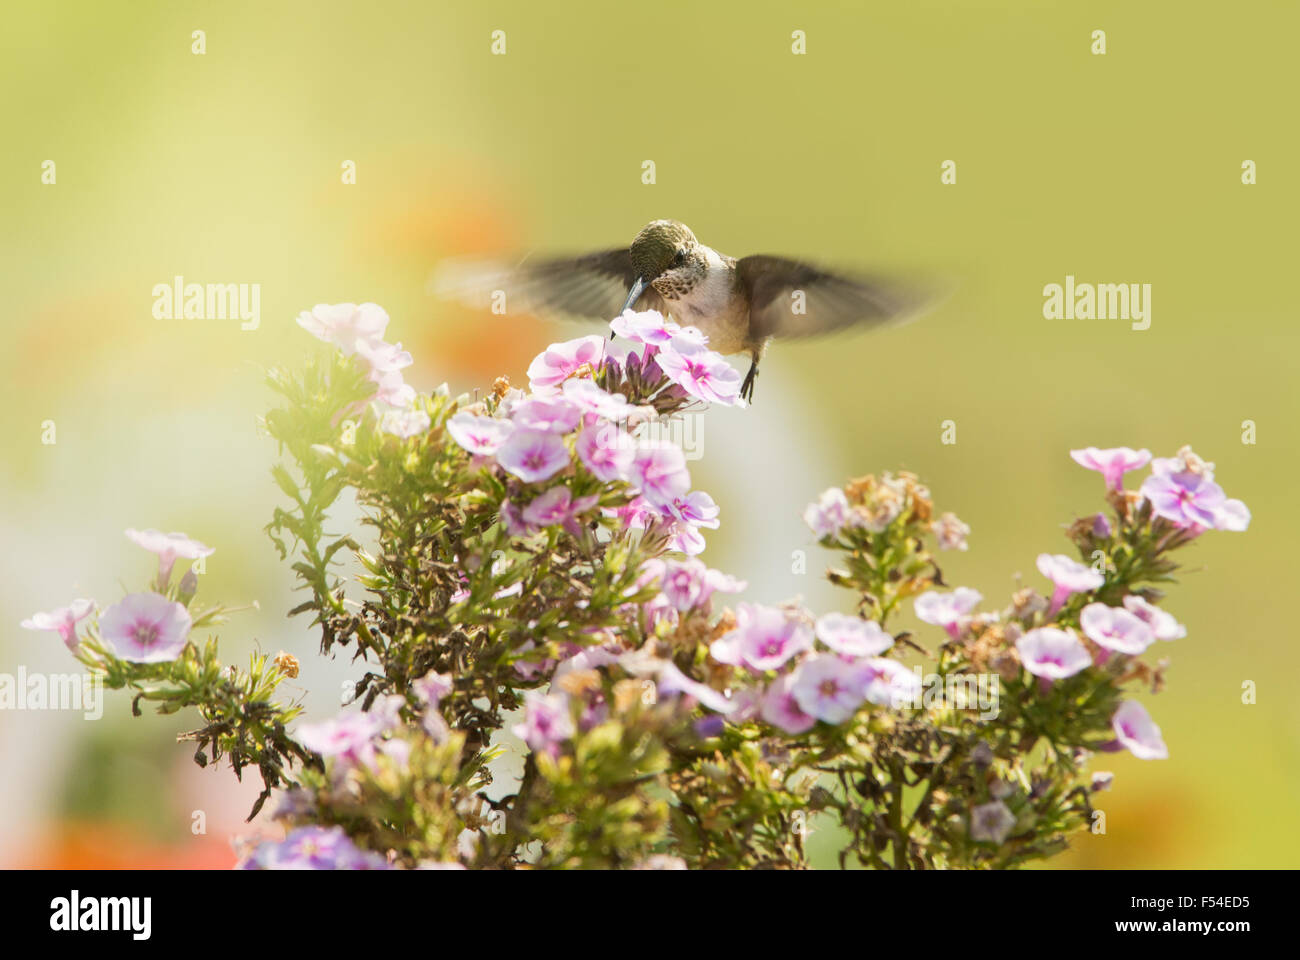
[178,567,199,605]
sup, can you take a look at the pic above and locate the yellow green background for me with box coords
[1,1,1295,867]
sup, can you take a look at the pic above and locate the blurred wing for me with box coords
[738,255,937,341]
[431,249,664,322]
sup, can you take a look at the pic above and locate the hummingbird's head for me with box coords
[622,220,704,311]
[628,219,699,283]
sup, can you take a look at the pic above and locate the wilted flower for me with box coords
[1122,595,1186,641]
[496,429,570,483]
[1036,553,1104,615]
[99,592,193,663]
[931,512,970,551]
[526,335,608,394]
[914,587,983,639]
[1015,626,1091,680]
[814,613,894,658]
[1111,700,1168,759]
[125,528,214,585]
[295,302,389,355]
[803,487,859,539]
[272,651,300,678]
[512,690,575,756]
[969,800,1017,844]
[21,599,94,651]
[1079,602,1156,655]
[1151,445,1215,480]
[1069,446,1152,491]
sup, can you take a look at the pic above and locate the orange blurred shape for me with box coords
[1058,783,1201,869]
[20,820,238,870]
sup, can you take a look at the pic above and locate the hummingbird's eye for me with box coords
[673,249,686,265]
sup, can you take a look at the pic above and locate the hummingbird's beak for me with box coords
[620,276,648,315]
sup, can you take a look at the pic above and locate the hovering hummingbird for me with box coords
[434,219,935,402]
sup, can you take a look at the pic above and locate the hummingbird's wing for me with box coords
[431,250,664,322]
[737,256,935,342]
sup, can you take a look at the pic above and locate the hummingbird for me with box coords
[434,219,934,402]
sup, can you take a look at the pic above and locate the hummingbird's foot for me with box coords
[740,359,759,403]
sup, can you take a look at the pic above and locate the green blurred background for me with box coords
[2,0,1296,868]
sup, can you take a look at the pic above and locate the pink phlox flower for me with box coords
[815,612,895,659]
[412,670,453,707]
[629,442,691,507]
[655,662,736,714]
[663,490,720,530]
[913,587,983,639]
[379,406,431,438]
[512,690,576,756]
[21,598,94,652]
[1111,700,1169,759]
[297,709,386,767]
[1036,553,1104,615]
[789,654,866,725]
[521,486,599,538]
[295,302,389,355]
[446,411,514,456]
[576,420,635,482]
[654,338,744,407]
[710,603,812,672]
[526,335,608,394]
[99,592,193,663]
[1122,595,1187,641]
[562,377,638,421]
[1139,470,1249,533]
[1015,626,1092,680]
[496,429,570,483]
[1079,602,1156,655]
[760,672,816,734]
[857,658,922,708]
[609,308,680,346]
[125,528,214,584]
[1069,446,1152,491]
[509,395,582,434]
